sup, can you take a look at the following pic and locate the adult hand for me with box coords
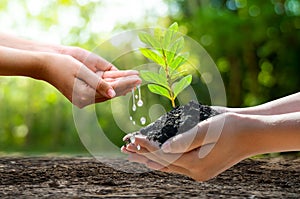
[121,113,263,181]
[0,34,142,107]
[122,110,300,181]
[41,52,141,108]
[59,46,119,73]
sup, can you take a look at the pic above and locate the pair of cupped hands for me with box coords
[45,46,141,108]
[121,109,242,182]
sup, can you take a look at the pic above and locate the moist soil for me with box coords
[139,100,219,145]
[0,156,299,198]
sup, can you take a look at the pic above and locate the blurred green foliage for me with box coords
[168,0,300,106]
[0,0,299,154]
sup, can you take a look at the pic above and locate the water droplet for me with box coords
[131,88,136,111]
[136,144,141,151]
[137,85,143,107]
[132,104,136,111]
[135,94,138,99]
[140,117,146,125]
[129,116,133,121]
[137,100,143,107]
[130,136,135,144]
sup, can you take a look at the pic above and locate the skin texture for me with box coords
[0,33,142,108]
[121,92,300,181]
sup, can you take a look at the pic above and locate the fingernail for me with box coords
[161,141,171,153]
[107,89,116,98]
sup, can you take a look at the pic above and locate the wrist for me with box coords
[230,113,270,157]
[237,113,300,156]
[26,51,59,83]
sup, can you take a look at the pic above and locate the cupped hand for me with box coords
[42,52,141,108]
[59,46,118,72]
[121,113,256,181]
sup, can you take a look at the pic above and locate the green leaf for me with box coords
[140,70,169,90]
[140,48,164,65]
[159,67,167,78]
[138,32,161,49]
[172,75,192,98]
[169,52,189,70]
[148,84,172,100]
[170,69,188,81]
[163,22,178,49]
[166,37,184,64]
[168,22,178,32]
[163,30,174,49]
[154,27,163,42]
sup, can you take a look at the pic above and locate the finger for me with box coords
[146,160,190,176]
[162,114,224,154]
[133,135,160,152]
[110,76,142,96]
[76,65,116,98]
[95,56,118,71]
[210,106,227,114]
[123,133,135,142]
[125,143,144,153]
[120,145,133,154]
[127,152,170,168]
[127,141,189,168]
[129,154,191,177]
[102,70,139,78]
[161,124,202,153]
[128,135,190,166]
[97,78,116,98]
[126,137,203,169]
[127,153,149,164]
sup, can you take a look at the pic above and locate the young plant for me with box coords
[139,22,192,108]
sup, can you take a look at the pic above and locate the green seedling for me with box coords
[139,22,192,108]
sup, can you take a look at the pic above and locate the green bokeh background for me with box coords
[0,0,299,155]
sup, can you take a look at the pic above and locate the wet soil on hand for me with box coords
[139,100,219,145]
[0,156,299,198]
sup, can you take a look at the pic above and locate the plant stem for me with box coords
[162,49,176,108]
[171,98,175,108]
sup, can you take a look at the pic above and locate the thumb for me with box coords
[77,65,115,98]
[161,125,200,153]
[161,121,211,153]
[97,78,116,98]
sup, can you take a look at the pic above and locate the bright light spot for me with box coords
[1,0,168,43]
[285,0,300,16]
[200,34,213,46]
[217,58,230,73]
[89,0,168,34]
[235,0,247,8]
[226,0,237,10]
[249,5,261,17]
[13,125,29,138]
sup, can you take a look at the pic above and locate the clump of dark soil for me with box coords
[138,100,219,145]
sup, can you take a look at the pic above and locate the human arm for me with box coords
[0,45,141,107]
[213,92,300,115]
[0,32,117,73]
[122,111,300,181]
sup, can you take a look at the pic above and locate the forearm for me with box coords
[228,92,300,115]
[0,46,46,79]
[0,32,61,53]
[241,112,300,156]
